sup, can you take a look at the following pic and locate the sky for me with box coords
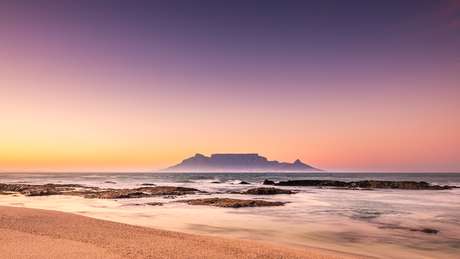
[1,0,459,172]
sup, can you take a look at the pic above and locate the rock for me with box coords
[0,183,86,195]
[145,202,163,206]
[141,183,155,186]
[272,180,447,190]
[379,226,439,234]
[239,181,250,184]
[104,181,116,184]
[420,229,438,234]
[83,190,150,199]
[22,189,58,196]
[136,186,203,196]
[275,180,348,187]
[81,186,203,199]
[263,180,275,185]
[72,186,201,199]
[353,181,445,190]
[177,198,285,208]
[0,183,203,199]
[0,183,90,197]
[211,181,221,184]
[241,187,293,195]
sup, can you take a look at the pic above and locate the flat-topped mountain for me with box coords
[161,153,323,172]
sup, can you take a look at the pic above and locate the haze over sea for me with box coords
[1,172,459,259]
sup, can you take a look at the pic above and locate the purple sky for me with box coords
[1,0,459,172]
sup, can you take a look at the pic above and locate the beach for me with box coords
[0,173,459,258]
[0,206,363,259]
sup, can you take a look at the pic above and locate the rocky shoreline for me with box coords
[0,182,445,233]
[0,184,293,208]
[176,198,286,208]
[0,178,455,200]
[0,183,204,199]
[263,179,456,190]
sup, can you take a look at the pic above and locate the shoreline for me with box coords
[0,206,366,259]
[1,173,458,259]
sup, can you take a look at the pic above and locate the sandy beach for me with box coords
[0,206,365,259]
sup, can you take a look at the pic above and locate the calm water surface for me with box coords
[1,172,459,258]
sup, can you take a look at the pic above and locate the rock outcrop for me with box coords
[241,187,293,195]
[420,229,438,234]
[273,180,348,187]
[266,180,450,190]
[78,186,202,199]
[380,226,439,234]
[263,179,275,185]
[0,183,88,196]
[0,183,203,199]
[176,198,285,208]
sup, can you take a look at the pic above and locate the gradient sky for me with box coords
[1,0,459,172]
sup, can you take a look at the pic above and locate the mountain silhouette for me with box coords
[161,153,323,172]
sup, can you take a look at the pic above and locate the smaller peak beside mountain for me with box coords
[278,159,322,172]
[293,159,303,165]
[195,153,205,158]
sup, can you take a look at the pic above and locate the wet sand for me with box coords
[0,206,365,259]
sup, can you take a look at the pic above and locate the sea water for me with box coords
[1,172,459,258]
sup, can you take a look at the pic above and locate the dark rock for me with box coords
[275,180,348,187]
[239,181,250,184]
[380,226,439,234]
[353,181,444,190]
[83,190,150,199]
[0,183,89,197]
[241,187,293,195]
[80,186,203,199]
[420,229,438,234]
[211,181,221,184]
[273,180,446,190]
[145,202,163,206]
[136,186,202,196]
[263,180,275,185]
[177,198,285,208]
[0,183,203,199]
[141,183,155,186]
[22,189,59,196]
[104,181,116,184]
[0,183,86,195]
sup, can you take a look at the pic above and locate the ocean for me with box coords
[1,172,459,258]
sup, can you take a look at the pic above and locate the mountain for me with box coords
[278,159,316,171]
[161,153,323,172]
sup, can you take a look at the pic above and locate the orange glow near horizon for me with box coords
[1,1,459,172]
